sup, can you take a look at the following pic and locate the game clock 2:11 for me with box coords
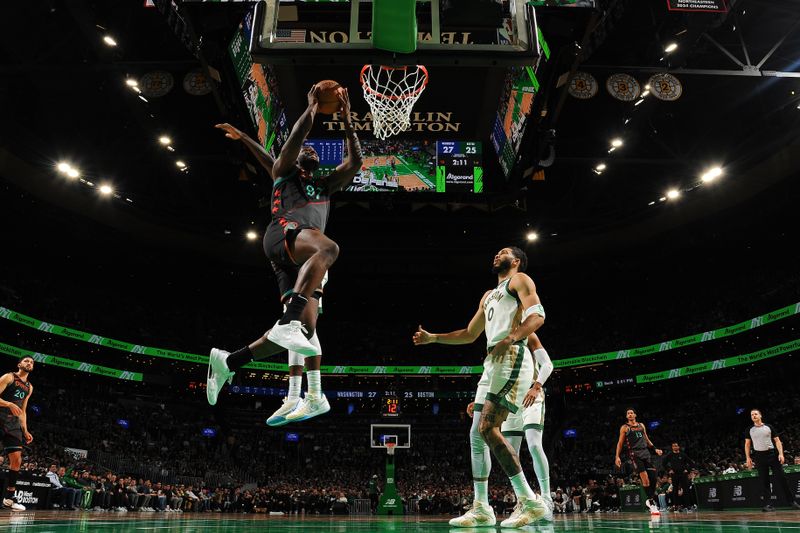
[381,397,400,417]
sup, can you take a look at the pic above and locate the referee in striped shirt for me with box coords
[744,408,800,511]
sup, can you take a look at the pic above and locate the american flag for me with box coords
[275,29,307,43]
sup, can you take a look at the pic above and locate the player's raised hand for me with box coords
[338,88,351,120]
[308,84,320,108]
[413,325,434,345]
[466,402,475,418]
[215,123,242,140]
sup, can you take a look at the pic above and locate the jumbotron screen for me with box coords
[304,139,483,193]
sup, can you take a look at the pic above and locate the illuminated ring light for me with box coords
[648,73,683,101]
[606,73,640,102]
[568,72,598,99]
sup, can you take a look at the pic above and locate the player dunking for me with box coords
[0,357,34,511]
[207,84,362,422]
[614,408,663,515]
[414,247,548,528]
[466,332,555,522]
[212,122,328,426]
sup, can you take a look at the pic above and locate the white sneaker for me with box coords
[448,500,496,527]
[267,397,302,427]
[266,321,319,356]
[646,498,660,515]
[500,495,547,528]
[207,348,234,405]
[284,394,330,422]
[541,495,554,522]
[3,498,25,512]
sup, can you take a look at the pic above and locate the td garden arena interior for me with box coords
[1,1,800,531]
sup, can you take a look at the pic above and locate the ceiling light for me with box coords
[526,232,539,242]
[138,95,148,102]
[57,162,72,173]
[103,35,117,47]
[624,118,630,124]
[595,163,607,171]
[125,78,138,87]
[167,146,175,152]
[246,230,258,241]
[664,42,678,53]
[666,189,680,200]
[641,90,650,97]
[659,197,666,202]
[66,168,80,179]
[648,201,656,206]
[99,184,113,195]
[175,161,187,168]
[611,138,623,148]
[701,166,723,182]
[125,198,133,203]
[644,84,651,90]
[608,147,616,153]
[159,136,172,145]
[634,99,644,106]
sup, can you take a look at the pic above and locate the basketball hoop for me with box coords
[385,442,396,456]
[360,65,429,140]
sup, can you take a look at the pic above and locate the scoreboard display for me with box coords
[303,139,344,166]
[435,141,484,193]
[381,396,401,418]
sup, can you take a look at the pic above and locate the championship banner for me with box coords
[666,0,727,13]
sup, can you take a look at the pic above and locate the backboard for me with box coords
[250,0,541,67]
[370,423,411,449]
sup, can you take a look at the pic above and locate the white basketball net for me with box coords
[360,65,429,140]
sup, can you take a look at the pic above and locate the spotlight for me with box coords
[648,201,656,206]
[701,166,723,183]
[641,90,650,97]
[246,230,258,241]
[664,42,678,53]
[595,163,607,171]
[56,162,72,174]
[66,168,80,179]
[99,184,113,195]
[125,78,138,87]
[103,35,117,47]
[175,160,187,169]
[526,232,539,242]
[666,189,680,200]
[611,138,623,148]
[634,99,644,106]
[159,136,172,145]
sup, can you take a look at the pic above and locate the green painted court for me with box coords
[1,511,800,532]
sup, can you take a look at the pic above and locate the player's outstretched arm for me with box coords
[215,123,275,176]
[412,291,489,346]
[273,85,319,178]
[328,89,364,192]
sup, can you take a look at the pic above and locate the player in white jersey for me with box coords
[414,246,548,528]
[466,332,555,521]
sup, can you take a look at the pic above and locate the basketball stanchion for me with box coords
[377,442,403,515]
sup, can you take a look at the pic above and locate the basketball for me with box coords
[315,79,344,114]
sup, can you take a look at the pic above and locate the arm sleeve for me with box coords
[533,348,554,385]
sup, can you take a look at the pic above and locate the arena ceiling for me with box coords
[1,0,799,265]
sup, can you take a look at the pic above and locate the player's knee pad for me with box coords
[307,331,321,355]
[288,351,304,367]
